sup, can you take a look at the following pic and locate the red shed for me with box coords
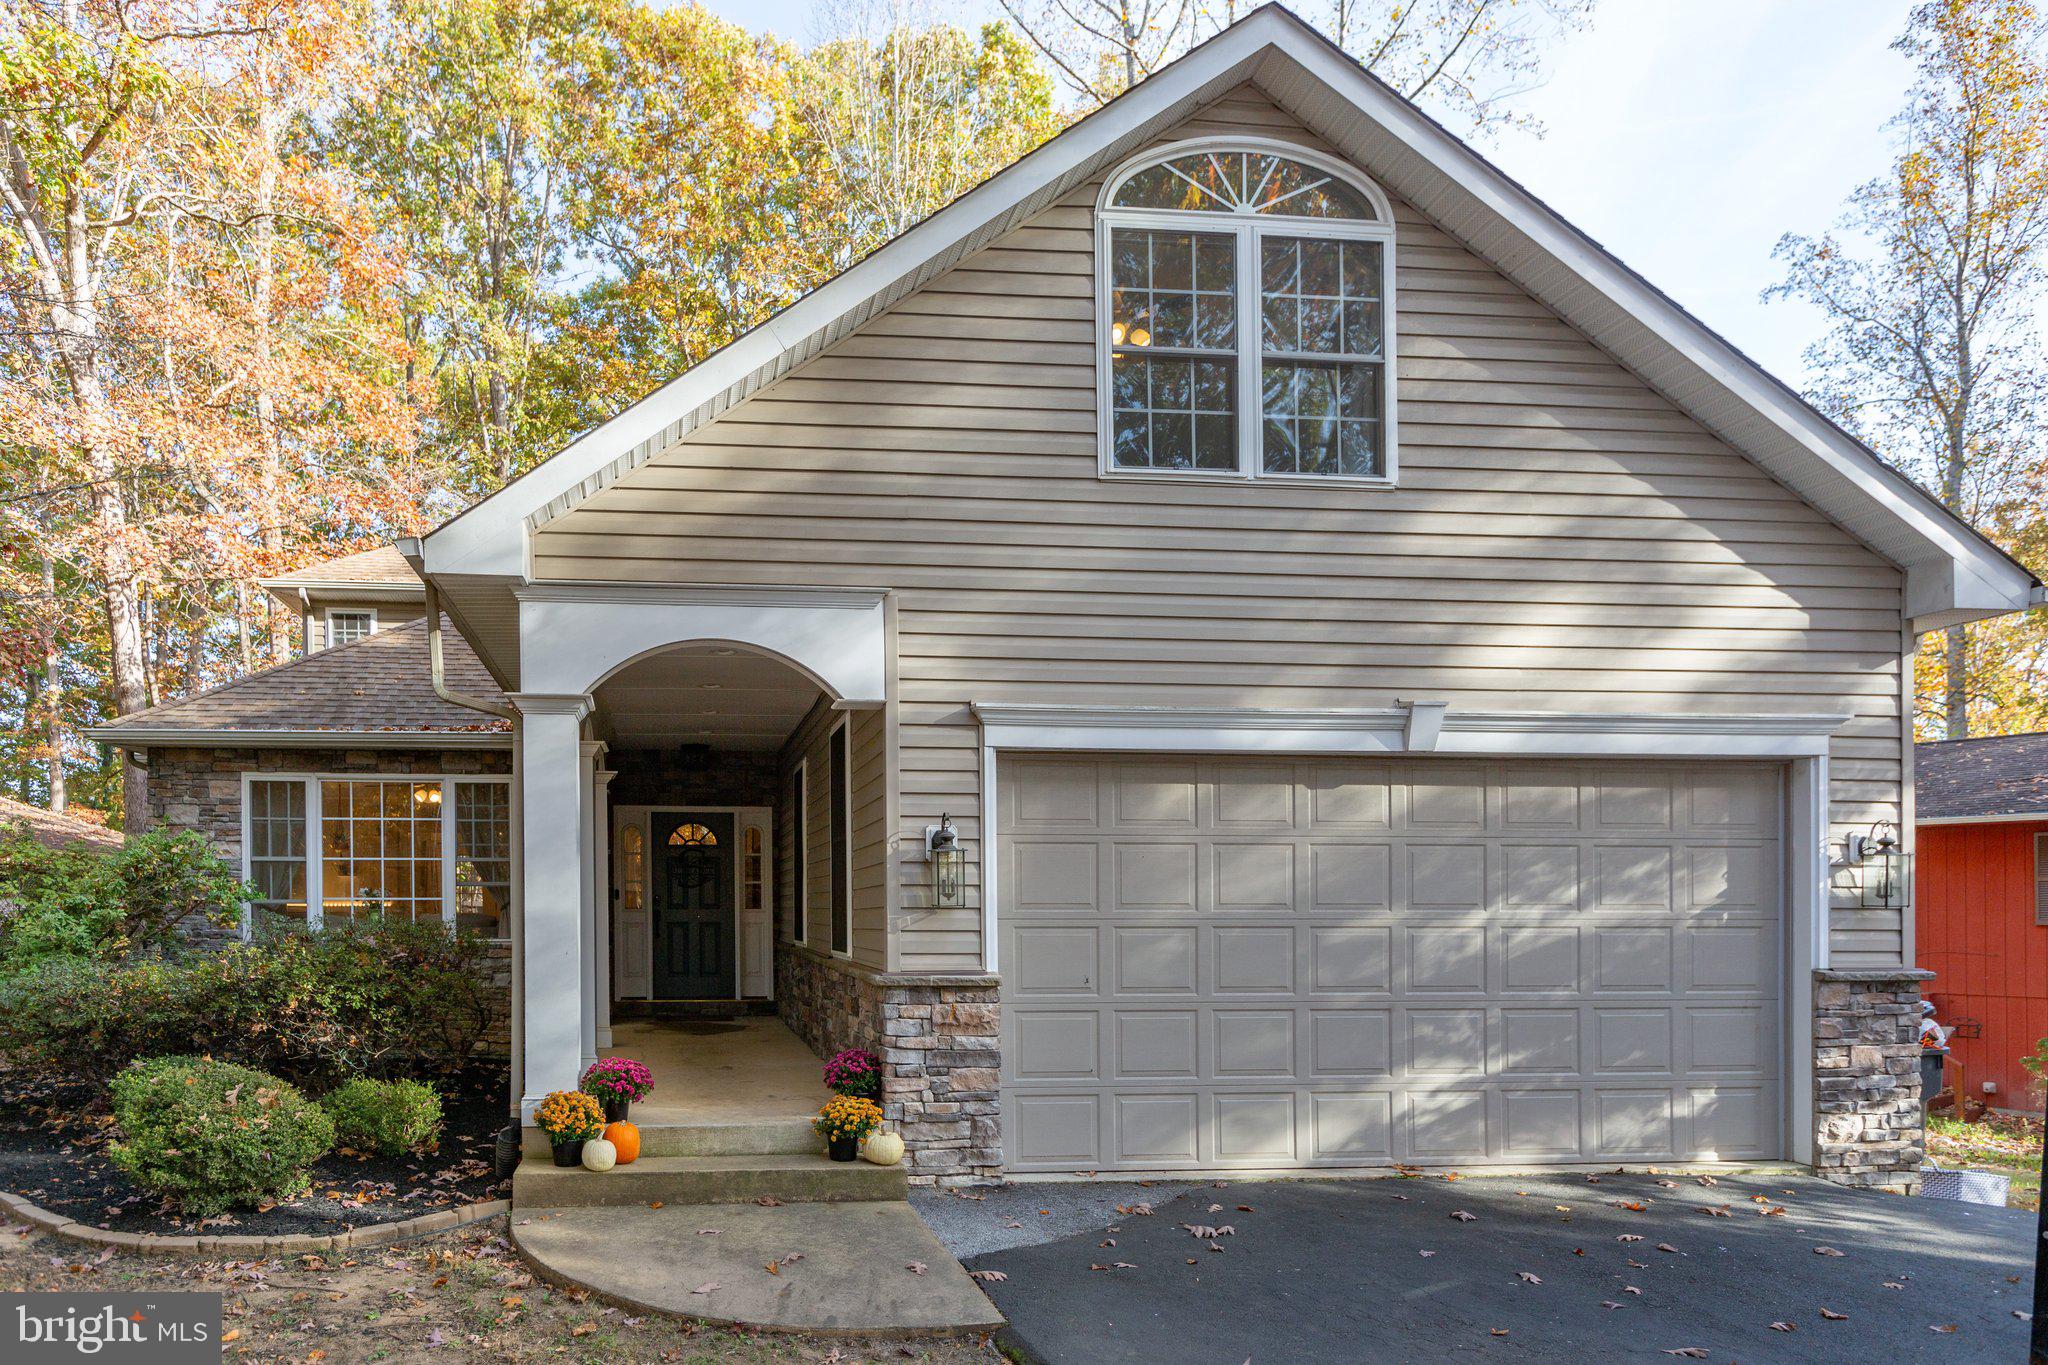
[1916,733,2048,1109]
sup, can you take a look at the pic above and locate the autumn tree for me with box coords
[800,3,1064,268]
[1769,0,2048,739]
[995,0,1594,136]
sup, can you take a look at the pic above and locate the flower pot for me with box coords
[494,1125,523,1180]
[828,1135,859,1162]
[550,1139,586,1168]
[603,1098,631,1124]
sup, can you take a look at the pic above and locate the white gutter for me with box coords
[85,727,512,749]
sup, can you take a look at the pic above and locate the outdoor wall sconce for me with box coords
[1844,819,1911,910]
[925,814,965,909]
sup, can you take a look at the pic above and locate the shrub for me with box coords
[0,916,499,1089]
[322,1077,443,1156]
[0,829,246,972]
[108,1057,334,1215]
[0,956,210,1086]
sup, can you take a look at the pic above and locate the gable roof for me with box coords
[420,3,2036,658]
[1917,733,2048,821]
[258,546,424,609]
[0,796,123,851]
[85,617,510,748]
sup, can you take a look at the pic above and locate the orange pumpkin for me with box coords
[602,1121,640,1165]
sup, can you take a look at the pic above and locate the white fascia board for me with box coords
[971,702,1851,759]
[1916,812,2048,827]
[85,727,512,750]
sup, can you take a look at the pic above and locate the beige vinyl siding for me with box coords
[778,698,890,970]
[313,600,424,651]
[536,86,1908,971]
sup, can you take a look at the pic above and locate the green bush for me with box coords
[0,957,210,1086]
[0,916,499,1089]
[108,1057,334,1215]
[0,828,247,972]
[322,1078,443,1156]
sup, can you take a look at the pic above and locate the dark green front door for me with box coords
[652,812,736,999]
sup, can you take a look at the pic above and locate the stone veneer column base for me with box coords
[1812,968,1932,1192]
[775,943,1001,1187]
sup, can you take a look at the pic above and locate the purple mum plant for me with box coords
[822,1048,881,1097]
[580,1056,655,1104]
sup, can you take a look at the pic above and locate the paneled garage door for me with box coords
[998,756,1784,1172]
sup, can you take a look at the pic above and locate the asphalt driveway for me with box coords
[960,1171,2035,1362]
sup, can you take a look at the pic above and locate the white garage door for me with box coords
[998,756,1784,1172]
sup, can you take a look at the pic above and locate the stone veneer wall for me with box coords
[776,942,1001,1186]
[144,745,515,1056]
[1812,968,1932,1192]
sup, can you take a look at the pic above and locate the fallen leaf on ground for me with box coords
[1696,1175,1717,1187]
[1516,1271,1541,1284]
[1930,1325,1958,1334]
[2015,1311,2033,1321]
[1656,1244,1678,1253]
[1617,1201,1649,1211]
[1883,1282,1904,1290]
[1820,1308,1847,1321]
[571,1324,596,1337]
[1813,1247,1844,1257]
[1770,1322,1795,1332]
[648,1202,664,1210]
[1663,1349,1708,1359]
[1450,1210,1477,1222]
[969,1270,1007,1282]
[1696,1206,1731,1218]
[691,1284,718,1296]
[906,1262,927,1275]
[1618,1234,1644,1243]
[1418,1250,1435,1258]
[220,1331,241,1345]
[755,1197,782,1207]
[1601,1301,1624,1310]
[1624,1286,1643,1296]
[1490,1329,1509,1337]
[697,1229,720,1236]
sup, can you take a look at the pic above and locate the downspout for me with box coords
[421,577,517,722]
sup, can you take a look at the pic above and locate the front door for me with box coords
[652,811,736,998]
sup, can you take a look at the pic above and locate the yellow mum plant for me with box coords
[813,1095,885,1144]
[535,1089,605,1142]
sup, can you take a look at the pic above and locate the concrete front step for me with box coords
[512,1153,908,1208]
[521,1118,816,1160]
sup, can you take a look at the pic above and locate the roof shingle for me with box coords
[1915,733,2048,820]
[260,545,420,588]
[94,616,508,739]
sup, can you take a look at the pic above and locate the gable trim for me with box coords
[420,3,2034,633]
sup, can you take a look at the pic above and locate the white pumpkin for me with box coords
[581,1137,618,1172]
[861,1129,905,1167]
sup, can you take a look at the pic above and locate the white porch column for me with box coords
[593,766,616,1049]
[577,740,603,1073]
[510,693,593,1123]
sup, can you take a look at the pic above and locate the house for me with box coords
[88,6,2039,1192]
[0,796,124,852]
[1915,732,2048,1109]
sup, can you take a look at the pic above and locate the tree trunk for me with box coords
[1944,623,1971,740]
[41,557,64,812]
[254,39,289,665]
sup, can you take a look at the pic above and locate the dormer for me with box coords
[258,545,426,654]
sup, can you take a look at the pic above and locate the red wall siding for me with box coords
[1918,819,2048,1107]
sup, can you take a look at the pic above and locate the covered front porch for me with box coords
[501,583,890,1129]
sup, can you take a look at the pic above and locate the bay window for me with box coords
[242,774,513,938]
[1098,140,1395,484]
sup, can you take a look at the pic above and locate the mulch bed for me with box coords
[0,1062,511,1238]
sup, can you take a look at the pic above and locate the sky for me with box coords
[696,0,1918,387]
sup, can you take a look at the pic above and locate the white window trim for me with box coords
[238,772,514,940]
[323,607,378,647]
[791,758,809,946]
[830,716,853,960]
[1094,136,1399,489]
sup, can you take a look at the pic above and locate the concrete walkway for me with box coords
[965,1171,2035,1362]
[514,1201,1005,1336]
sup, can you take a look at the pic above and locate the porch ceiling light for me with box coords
[925,814,966,910]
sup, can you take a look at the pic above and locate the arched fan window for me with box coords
[667,823,718,847]
[1097,140,1395,484]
